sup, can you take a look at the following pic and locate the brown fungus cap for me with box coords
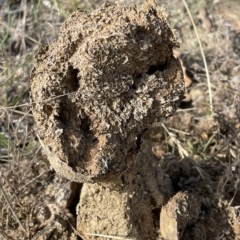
[30,1,184,182]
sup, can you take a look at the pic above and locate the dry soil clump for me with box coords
[30,1,185,239]
[30,1,184,182]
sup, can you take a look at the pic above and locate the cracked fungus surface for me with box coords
[30,1,184,182]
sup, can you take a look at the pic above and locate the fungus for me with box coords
[30,1,184,239]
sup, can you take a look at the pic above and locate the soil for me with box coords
[0,0,240,240]
[30,2,184,183]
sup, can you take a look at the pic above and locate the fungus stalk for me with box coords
[30,1,184,239]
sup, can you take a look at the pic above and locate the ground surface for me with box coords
[0,0,240,239]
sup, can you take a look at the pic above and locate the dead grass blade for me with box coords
[86,233,135,240]
[0,179,27,234]
[206,128,240,161]
[161,123,189,158]
[182,0,213,113]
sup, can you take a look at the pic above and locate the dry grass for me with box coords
[182,0,213,113]
[0,1,84,239]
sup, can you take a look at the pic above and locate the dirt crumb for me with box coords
[160,192,201,240]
